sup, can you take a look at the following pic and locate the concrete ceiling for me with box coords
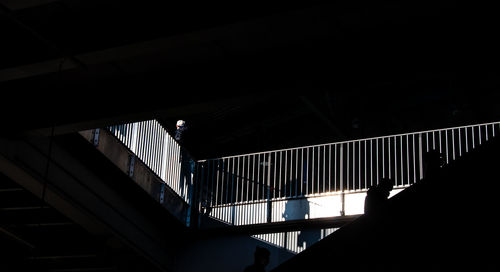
[1,0,500,159]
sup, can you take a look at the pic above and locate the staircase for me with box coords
[271,136,500,271]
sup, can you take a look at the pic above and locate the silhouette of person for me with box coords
[244,246,270,272]
[364,178,393,214]
[174,120,188,144]
[175,120,193,199]
[423,150,444,178]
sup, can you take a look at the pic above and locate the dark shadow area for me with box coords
[272,138,500,271]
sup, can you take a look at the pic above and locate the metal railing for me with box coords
[107,120,193,203]
[196,121,500,225]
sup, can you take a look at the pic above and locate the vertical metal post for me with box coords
[231,158,236,225]
[445,129,449,164]
[381,139,385,179]
[452,129,456,161]
[388,137,391,179]
[323,146,326,194]
[311,147,315,194]
[305,148,309,195]
[334,144,337,191]
[369,140,373,187]
[340,144,344,193]
[400,135,403,187]
[295,150,299,197]
[393,136,397,185]
[419,133,423,180]
[376,139,379,185]
[458,128,462,157]
[412,134,416,183]
[406,135,410,185]
[358,141,361,191]
[329,145,332,192]
[257,155,260,200]
[364,141,367,189]
[267,153,272,223]
[479,125,482,145]
[347,142,350,191]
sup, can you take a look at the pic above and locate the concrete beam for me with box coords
[0,134,182,271]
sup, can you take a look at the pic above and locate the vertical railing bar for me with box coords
[328,145,332,192]
[376,139,379,185]
[452,129,456,161]
[364,141,367,189]
[445,129,449,164]
[257,154,261,201]
[400,135,403,187]
[157,122,163,174]
[311,147,315,194]
[466,127,469,153]
[340,144,344,192]
[226,159,230,206]
[246,156,250,202]
[479,125,482,145]
[458,128,462,157]
[215,160,220,206]
[433,131,436,150]
[381,139,385,179]
[352,142,355,191]
[406,135,410,185]
[472,126,475,149]
[252,155,256,201]
[369,140,373,187]
[236,157,240,203]
[295,149,299,197]
[393,136,397,186]
[334,144,337,191]
[358,141,361,191]
[412,134,416,183]
[426,132,429,152]
[146,121,151,167]
[388,137,391,179]
[306,148,309,195]
[486,124,489,141]
[279,152,282,198]
[419,133,424,180]
[300,149,304,196]
[175,143,181,195]
[160,131,168,181]
[292,150,295,197]
[232,158,237,224]
[284,151,288,198]
[151,122,156,174]
[153,122,158,174]
[347,142,350,191]
[318,146,321,194]
[323,145,326,194]
[439,130,442,161]
[274,152,277,199]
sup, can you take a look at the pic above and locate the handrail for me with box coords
[106,120,194,204]
[102,119,500,228]
[196,121,500,226]
[199,121,500,161]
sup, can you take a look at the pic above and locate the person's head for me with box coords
[254,246,270,267]
[378,178,393,195]
[176,120,185,129]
